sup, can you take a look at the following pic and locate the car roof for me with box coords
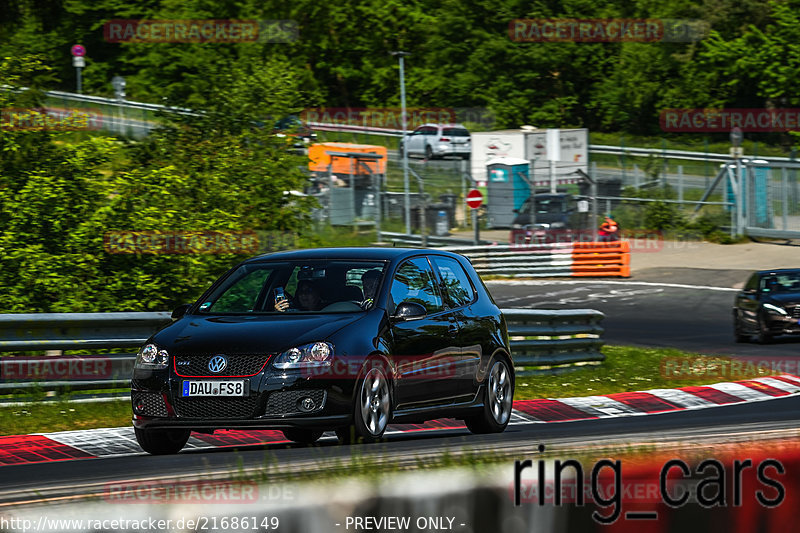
[419,123,468,129]
[755,268,800,276]
[243,247,466,264]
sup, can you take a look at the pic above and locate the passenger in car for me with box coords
[361,269,382,309]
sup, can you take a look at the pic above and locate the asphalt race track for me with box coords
[2,394,800,506]
[3,273,800,507]
[488,278,800,357]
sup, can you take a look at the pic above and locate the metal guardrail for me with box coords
[0,308,603,394]
[381,231,496,247]
[503,309,605,376]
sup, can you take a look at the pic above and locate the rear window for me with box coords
[443,127,469,137]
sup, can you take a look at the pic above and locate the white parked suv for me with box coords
[399,123,471,160]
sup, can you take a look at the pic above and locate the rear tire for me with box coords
[282,428,323,444]
[134,427,190,455]
[465,357,514,434]
[336,364,391,444]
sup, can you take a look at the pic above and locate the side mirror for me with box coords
[171,303,191,319]
[392,301,427,321]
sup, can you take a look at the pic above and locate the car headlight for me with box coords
[273,342,333,369]
[763,303,789,316]
[135,343,169,370]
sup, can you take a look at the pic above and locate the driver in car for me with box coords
[274,280,325,312]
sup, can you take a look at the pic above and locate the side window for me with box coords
[433,256,476,308]
[745,274,758,291]
[390,257,443,314]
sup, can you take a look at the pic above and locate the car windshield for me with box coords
[196,260,387,314]
[760,273,800,293]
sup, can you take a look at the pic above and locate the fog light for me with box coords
[299,397,316,412]
[133,396,145,415]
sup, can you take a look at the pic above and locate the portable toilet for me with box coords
[486,157,531,228]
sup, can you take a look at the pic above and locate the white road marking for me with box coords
[753,377,800,394]
[706,382,775,401]
[558,396,642,418]
[645,388,717,408]
[40,426,212,457]
[487,279,739,292]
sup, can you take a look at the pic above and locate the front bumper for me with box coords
[764,314,800,335]
[131,366,357,431]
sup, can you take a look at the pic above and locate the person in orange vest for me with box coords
[598,214,619,242]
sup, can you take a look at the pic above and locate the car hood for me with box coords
[763,293,800,306]
[150,313,365,355]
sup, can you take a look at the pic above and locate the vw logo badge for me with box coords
[208,355,228,373]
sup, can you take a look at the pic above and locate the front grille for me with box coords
[173,396,260,419]
[791,306,800,319]
[173,354,271,377]
[133,392,168,417]
[264,390,326,416]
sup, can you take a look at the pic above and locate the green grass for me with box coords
[513,345,771,400]
[0,345,775,436]
[0,399,130,436]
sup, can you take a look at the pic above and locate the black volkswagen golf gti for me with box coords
[131,248,514,454]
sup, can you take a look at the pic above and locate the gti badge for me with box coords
[208,355,228,373]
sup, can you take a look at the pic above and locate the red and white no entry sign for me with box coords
[466,189,483,209]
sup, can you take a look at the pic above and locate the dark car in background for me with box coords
[509,193,592,244]
[733,269,800,343]
[131,248,513,454]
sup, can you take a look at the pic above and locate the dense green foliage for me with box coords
[3,0,799,137]
[0,55,314,312]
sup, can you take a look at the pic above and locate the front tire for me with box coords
[757,314,774,344]
[465,357,514,434]
[134,427,190,455]
[336,365,391,444]
[733,313,748,343]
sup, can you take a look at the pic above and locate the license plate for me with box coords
[181,380,247,397]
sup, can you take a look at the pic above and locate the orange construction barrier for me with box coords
[570,241,630,277]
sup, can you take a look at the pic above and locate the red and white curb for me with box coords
[1,374,799,467]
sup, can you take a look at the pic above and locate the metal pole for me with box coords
[736,158,744,235]
[375,169,382,241]
[678,165,684,203]
[591,162,599,242]
[549,159,556,194]
[461,159,468,227]
[473,207,479,245]
[76,67,82,94]
[408,167,426,247]
[782,166,788,231]
[399,54,410,235]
